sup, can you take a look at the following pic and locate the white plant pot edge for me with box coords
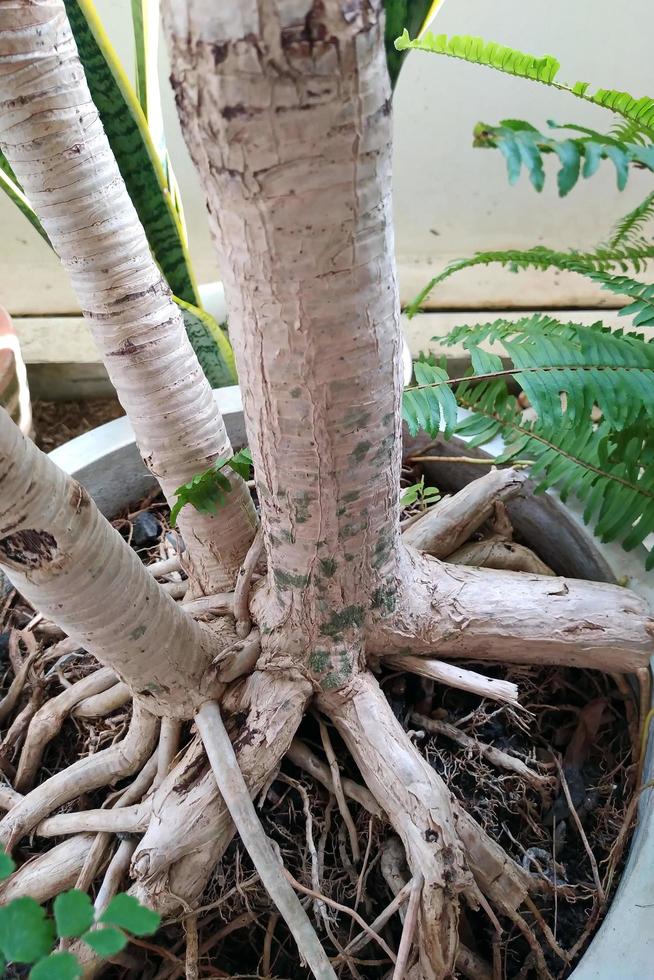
[49,387,654,980]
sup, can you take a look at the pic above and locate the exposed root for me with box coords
[233,528,263,638]
[392,871,422,980]
[373,550,653,673]
[37,803,148,837]
[448,538,554,576]
[0,700,158,851]
[286,739,383,817]
[0,646,39,723]
[155,718,183,789]
[73,681,132,719]
[95,838,138,915]
[324,671,473,979]
[317,715,360,864]
[15,665,116,790]
[402,468,528,558]
[0,834,96,903]
[196,699,336,979]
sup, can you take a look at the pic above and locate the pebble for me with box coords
[131,510,162,548]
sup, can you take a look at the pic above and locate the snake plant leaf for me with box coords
[174,298,238,389]
[63,0,199,306]
[130,0,187,231]
[0,159,50,246]
[384,0,448,89]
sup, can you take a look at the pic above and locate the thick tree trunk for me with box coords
[0,0,256,593]
[164,0,405,692]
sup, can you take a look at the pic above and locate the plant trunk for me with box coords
[0,0,256,594]
[165,0,405,691]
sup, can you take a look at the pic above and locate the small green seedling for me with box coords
[400,475,440,511]
[0,849,160,977]
[170,446,253,526]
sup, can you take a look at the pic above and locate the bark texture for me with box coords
[164,0,405,691]
[0,409,219,716]
[0,0,256,593]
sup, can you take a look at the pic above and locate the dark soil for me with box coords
[0,462,641,980]
[32,397,124,453]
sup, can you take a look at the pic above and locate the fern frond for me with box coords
[608,191,654,248]
[446,314,654,428]
[474,120,654,195]
[456,390,654,566]
[403,361,458,438]
[406,245,654,316]
[395,31,654,141]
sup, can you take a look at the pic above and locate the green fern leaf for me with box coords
[406,245,654,315]
[395,31,654,141]
[608,191,654,248]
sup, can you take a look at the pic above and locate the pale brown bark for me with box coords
[372,551,653,673]
[0,0,256,593]
[164,0,404,692]
[0,410,221,716]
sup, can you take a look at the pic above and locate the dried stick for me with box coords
[195,700,336,980]
[411,714,549,788]
[318,716,360,863]
[391,872,422,980]
[386,655,518,705]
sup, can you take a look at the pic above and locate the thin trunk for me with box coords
[0,409,219,716]
[164,0,404,689]
[0,0,256,593]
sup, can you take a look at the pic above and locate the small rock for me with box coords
[131,510,162,548]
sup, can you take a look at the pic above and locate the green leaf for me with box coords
[99,894,160,937]
[0,161,51,245]
[63,0,199,305]
[81,927,127,957]
[174,298,237,388]
[394,31,654,141]
[406,244,654,316]
[169,463,232,527]
[54,890,94,939]
[30,952,83,980]
[226,447,253,480]
[384,1,442,88]
[0,848,15,881]
[472,120,654,197]
[0,897,55,963]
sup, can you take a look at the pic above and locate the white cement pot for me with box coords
[50,388,654,980]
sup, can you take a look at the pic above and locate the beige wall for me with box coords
[0,0,651,314]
